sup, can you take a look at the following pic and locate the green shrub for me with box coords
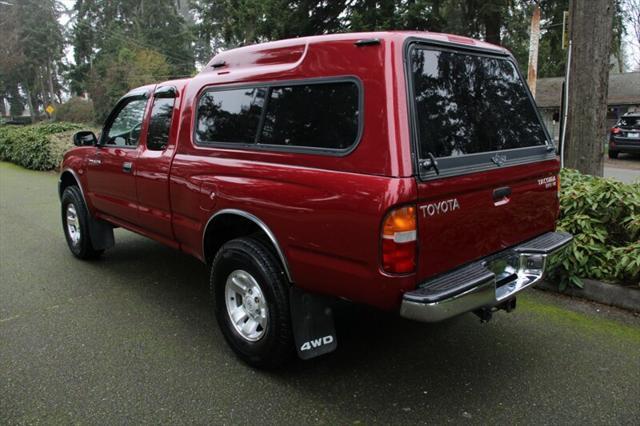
[549,169,640,289]
[55,97,95,124]
[0,122,82,170]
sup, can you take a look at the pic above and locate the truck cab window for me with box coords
[147,97,175,151]
[104,98,147,147]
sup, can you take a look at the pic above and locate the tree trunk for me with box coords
[527,5,541,97]
[483,7,502,45]
[46,60,56,120]
[23,83,35,120]
[564,0,614,176]
[431,0,443,32]
[47,60,55,106]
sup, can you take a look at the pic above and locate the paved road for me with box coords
[604,153,640,184]
[604,166,640,184]
[605,153,640,171]
[1,162,639,424]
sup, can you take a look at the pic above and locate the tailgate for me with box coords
[415,160,559,281]
[405,42,559,283]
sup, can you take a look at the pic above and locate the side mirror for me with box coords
[73,131,98,147]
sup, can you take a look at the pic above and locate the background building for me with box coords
[536,72,640,141]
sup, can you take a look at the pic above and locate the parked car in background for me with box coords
[58,31,572,368]
[609,112,640,159]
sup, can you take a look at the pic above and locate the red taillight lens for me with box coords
[381,206,417,274]
[611,127,621,134]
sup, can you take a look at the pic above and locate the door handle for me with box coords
[123,162,133,173]
[493,186,512,206]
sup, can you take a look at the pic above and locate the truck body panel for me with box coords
[60,31,563,313]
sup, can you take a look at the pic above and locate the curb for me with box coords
[536,279,640,313]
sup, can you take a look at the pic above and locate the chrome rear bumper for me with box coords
[400,231,573,322]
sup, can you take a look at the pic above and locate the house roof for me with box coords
[535,72,640,108]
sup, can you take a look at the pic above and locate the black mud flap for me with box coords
[88,217,115,250]
[289,287,337,360]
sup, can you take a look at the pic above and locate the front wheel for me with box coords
[210,236,293,369]
[61,186,103,259]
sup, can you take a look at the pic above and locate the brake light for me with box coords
[611,127,621,134]
[381,206,417,274]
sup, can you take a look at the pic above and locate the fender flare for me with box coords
[202,209,294,283]
[59,168,87,203]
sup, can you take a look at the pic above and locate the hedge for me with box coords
[549,168,640,289]
[54,97,95,124]
[0,122,82,171]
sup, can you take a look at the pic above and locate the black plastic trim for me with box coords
[355,38,381,47]
[154,85,178,98]
[404,263,494,303]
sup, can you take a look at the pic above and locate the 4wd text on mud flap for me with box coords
[300,335,334,352]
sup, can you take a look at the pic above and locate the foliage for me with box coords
[623,0,640,70]
[0,122,82,171]
[190,0,631,78]
[549,169,640,289]
[0,0,65,119]
[69,0,194,98]
[191,0,346,60]
[87,46,172,122]
[55,97,95,124]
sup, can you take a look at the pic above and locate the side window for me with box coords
[258,82,359,150]
[147,97,175,151]
[195,88,266,144]
[104,98,148,147]
[193,80,361,152]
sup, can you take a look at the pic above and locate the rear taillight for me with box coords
[381,206,417,274]
[611,127,621,134]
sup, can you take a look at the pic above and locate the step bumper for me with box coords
[400,231,573,322]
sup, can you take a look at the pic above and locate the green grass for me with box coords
[520,296,640,344]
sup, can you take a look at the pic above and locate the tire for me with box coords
[608,150,619,159]
[61,186,104,259]
[210,236,293,369]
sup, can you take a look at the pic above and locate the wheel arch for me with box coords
[59,169,86,204]
[202,209,294,283]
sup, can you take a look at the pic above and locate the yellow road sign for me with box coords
[45,104,55,115]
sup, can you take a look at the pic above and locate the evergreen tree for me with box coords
[70,0,195,98]
[0,0,64,118]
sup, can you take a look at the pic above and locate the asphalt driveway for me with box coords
[1,161,639,424]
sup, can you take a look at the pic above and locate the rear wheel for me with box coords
[608,149,619,159]
[210,236,293,369]
[61,186,103,259]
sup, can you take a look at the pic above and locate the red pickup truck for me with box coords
[59,31,572,368]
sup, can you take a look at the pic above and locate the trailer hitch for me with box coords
[473,297,517,323]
